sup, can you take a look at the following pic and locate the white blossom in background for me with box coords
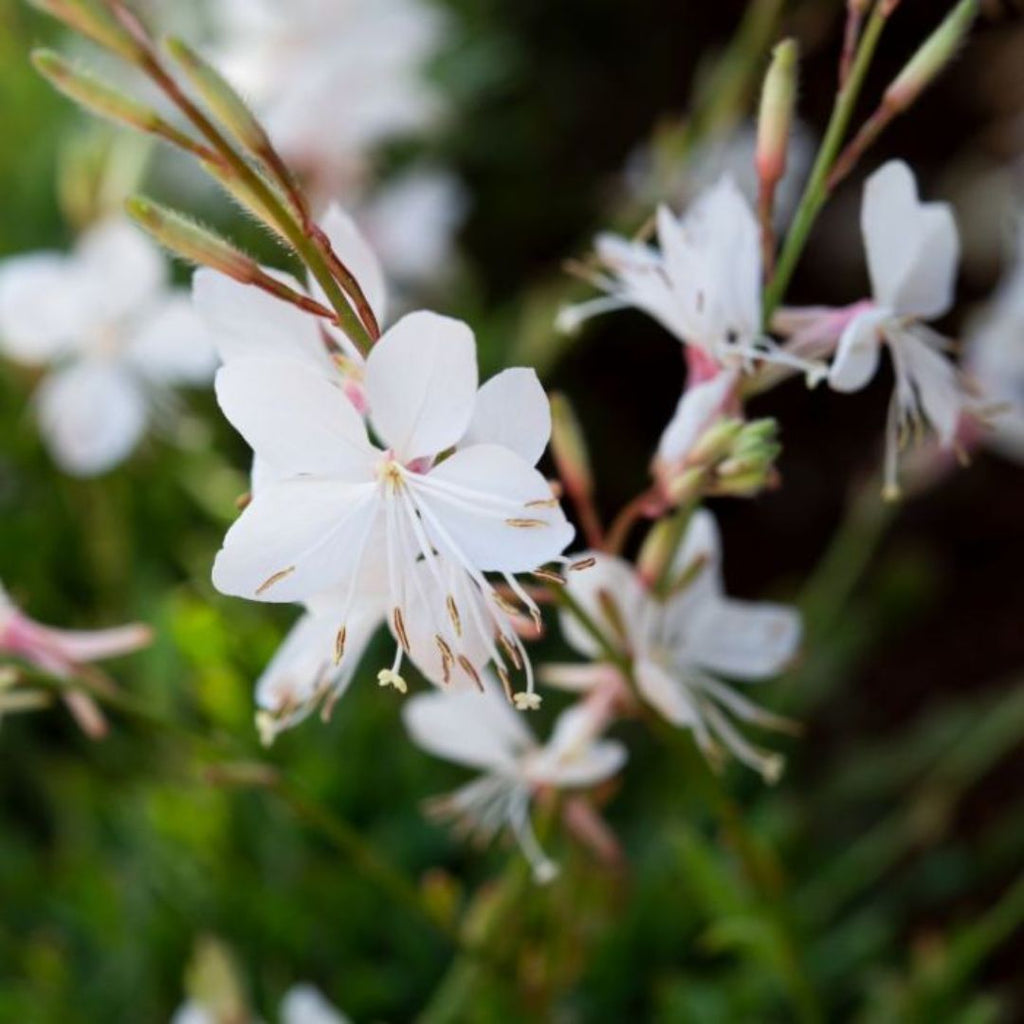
[557,176,822,382]
[210,308,573,706]
[627,120,815,228]
[403,677,626,882]
[547,511,800,781]
[826,161,976,498]
[0,219,216,476]
[212,0,444,197]
[965,221,1024,462]
[173,983,348,1024]
[358,168,467,294]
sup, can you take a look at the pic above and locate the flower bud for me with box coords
[687,416,744,466]
[756,39,799,186]
[30,0,143,63]
[126,196,257,281]
[665,465,707,506]
[549,393,594,499]
[884,0,977,113]
[164,37,277,164]
[637,517,681,590]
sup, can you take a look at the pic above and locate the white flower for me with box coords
[551,511,800,781]
[173,984,348,1024]
[0,219,216,476]
[211,312,573,704]
[965,221,1024,463]
[403,677,627,882]
[212,0,444,194]
[558,176,821,380]
[828,161,971,497]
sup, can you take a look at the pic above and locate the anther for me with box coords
[256,566,295,595]
[446,595,462,637]
[334,626,347,665]
[392,607,411,653]
[457,655,484,692]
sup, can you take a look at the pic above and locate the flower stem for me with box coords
[763,2,891,323]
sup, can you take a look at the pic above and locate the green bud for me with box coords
[164,36,275,161]
[126,196,256,280]
[666,465,707,506]
[637,518,679,590]
[884,0,978,113]
[30,0,143,63]
[687,417,744,466]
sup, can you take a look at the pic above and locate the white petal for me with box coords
[526,702,627,788]
[828,308,887,393]
[255,599,382,718]
[212,478,381,603]
[560,553,648,659]
[36,361,148,476]
[215,358,376,479]
[75,218,166,323]
[0,253,83,364]
[689,598,801,679]
[634,657,702,727]
[461,368,550,465]
[125,295,218,384]
[315,203,387,326]
[280,985,350,1024]
[656,371,738,465]
[402,677,534,774]
[897,328,963,445]
[192,267,337,373]
[861,161,959,319]
[414,444,574,573]
[364,311,477,461]
[670,508,723,594]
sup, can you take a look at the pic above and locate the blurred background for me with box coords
[1,0,1022,1020]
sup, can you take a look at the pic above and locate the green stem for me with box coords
[763,2,890,322]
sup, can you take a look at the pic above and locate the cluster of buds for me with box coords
[656,414,782,506]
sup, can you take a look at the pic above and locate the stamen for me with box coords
[513,692,542,711]
[334,626,347,665]
[435,636,454,684]
[532,568,564,585]
[392,607,411,653]
[457,655,484,692]
[525,497,560,509]
[256,566,295,595]
[446,595,462,637]
[506,518,549,528]
[497,666,514,703]
[377,668,408,694]
[499,632,523,670]
[570,557,596,572]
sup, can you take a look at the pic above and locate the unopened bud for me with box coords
[549,393,594,499]
[884,0,977,113]
[637,518,679,590]
[687,416,744,466]
[717,444,781,480]
[666,465,707,506]
[713,466,779,498]
[165,37,274,161]
[33,51,182,145]
[756,39,799,185]
[732,419,781,459]
[126,196,256,280]
[30,0,143,63]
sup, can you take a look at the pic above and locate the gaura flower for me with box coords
[965,221,1024,463]
[212,313,574,706]
[212,0,444,198]
[174,984,348,1024]
[549,510,800,781]
[557,176,822,381]
[827,161,976,497]
[0,218,216,476]
[403,677,626,882]
[0,581,152,737]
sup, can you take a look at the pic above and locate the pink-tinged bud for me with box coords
[756,39,799,186]
[126,197,257,281]
[884,0,977,113]
[549,393,594,499]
